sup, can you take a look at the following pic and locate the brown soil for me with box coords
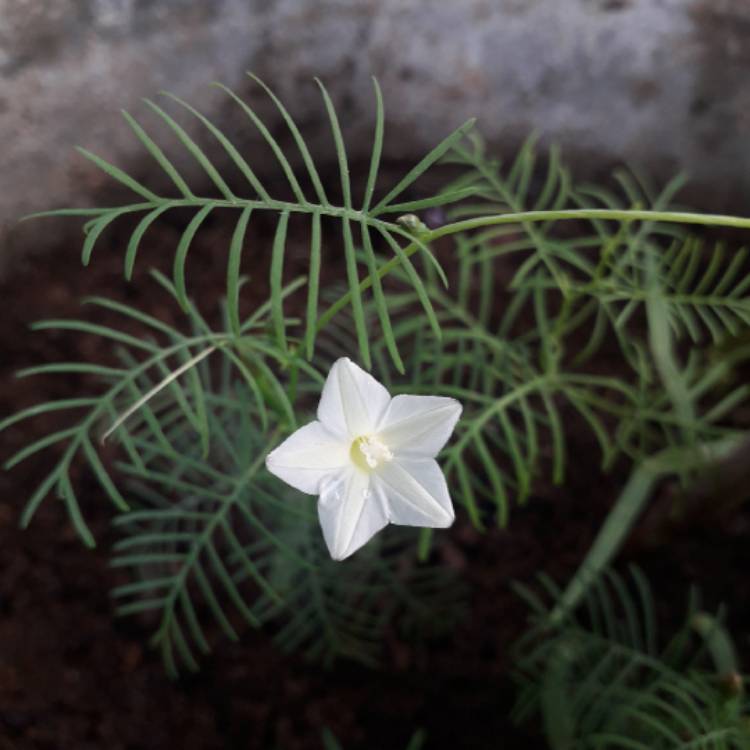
[1,201,749,750]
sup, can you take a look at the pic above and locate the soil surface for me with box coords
[2,193,750,750]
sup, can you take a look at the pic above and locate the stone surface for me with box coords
[3,0,750,274]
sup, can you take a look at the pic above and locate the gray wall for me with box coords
[2,0,749,274]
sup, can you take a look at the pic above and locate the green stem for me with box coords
[548,435,743,625]
[316,208,750,333]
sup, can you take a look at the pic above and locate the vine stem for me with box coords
[548,435,744,625]
[316,208,750,332]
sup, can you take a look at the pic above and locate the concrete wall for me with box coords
[2,0,749,274]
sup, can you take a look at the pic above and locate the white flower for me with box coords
[265,357,462,560]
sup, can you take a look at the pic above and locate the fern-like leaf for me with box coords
[27,75,476,372]
[111,380,463,675]
[513,567,749,750]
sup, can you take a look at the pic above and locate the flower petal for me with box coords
[374,458,455,528]
[377,395,462,458]
[265,421,349,494]
[318,468,388,560]
[317,357,391,438]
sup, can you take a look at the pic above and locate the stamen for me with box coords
[351,435,393,471]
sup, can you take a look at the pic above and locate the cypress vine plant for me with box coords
[513,567,749,749]
[3,73,750,700]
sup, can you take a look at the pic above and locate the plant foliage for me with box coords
[4,77,750,678]
[28,74,477,373]
[513,567,750,750]
[313,132,750,531]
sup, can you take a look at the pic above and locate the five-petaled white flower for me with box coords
[266,357,462,560]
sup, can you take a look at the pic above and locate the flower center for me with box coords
[350,435,393,472]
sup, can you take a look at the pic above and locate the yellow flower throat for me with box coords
[350,435,393,472]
